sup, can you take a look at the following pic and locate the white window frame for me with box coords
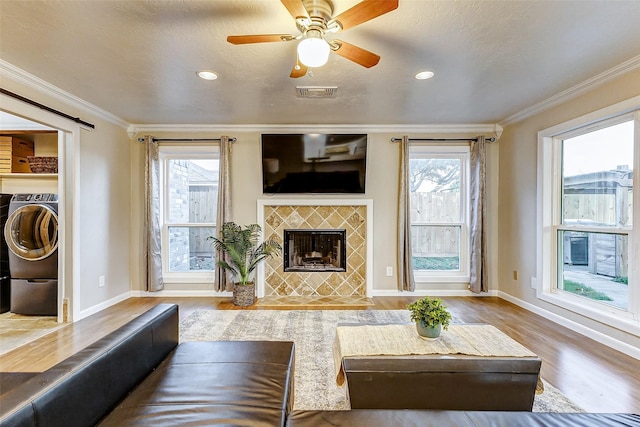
[409,145,471,283]
[537,96,640,335]
[159,144,219,284]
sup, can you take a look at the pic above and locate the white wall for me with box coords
[129,129,499,295]
[0,70,132,319]
[498,68,640,350]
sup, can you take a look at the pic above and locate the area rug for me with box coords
[0,312,65,356]
[180,310,583,412]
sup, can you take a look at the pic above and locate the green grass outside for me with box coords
[613,276,628,285]
[562,279,613,301]
[413,257,459,270]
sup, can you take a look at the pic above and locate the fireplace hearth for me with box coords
[284,229,346,272]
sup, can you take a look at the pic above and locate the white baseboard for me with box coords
[373,289,499,297]
[498,291,640,361]
[77,291,131,321]
[129,290,233,297]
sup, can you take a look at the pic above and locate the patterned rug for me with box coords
[180,310,583,412]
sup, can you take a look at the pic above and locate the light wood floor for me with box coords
[0,296,638,413]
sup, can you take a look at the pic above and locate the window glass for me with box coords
[162,152,219,275]
[409,151,467,276]
[558,230,628,310]
[558,119,633,311]
[167,226,216,272]
[562,121,634,227]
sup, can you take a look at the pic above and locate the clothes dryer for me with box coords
[4,193,58,315]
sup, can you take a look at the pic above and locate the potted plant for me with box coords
[208,222,281,306]
[407,296,452,340]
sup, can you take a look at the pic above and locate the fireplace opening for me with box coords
[283,229,346,272]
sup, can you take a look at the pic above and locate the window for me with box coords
[409,145,470,282]
[538,98,639,331]
[159,145,219,281]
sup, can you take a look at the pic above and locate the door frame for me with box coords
[1,93,81,322]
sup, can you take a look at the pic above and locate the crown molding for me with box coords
[0,59,129,130]
[500,54,640,126]
[130,123,502,137]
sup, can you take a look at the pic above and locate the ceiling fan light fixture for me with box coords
[297,34,330,68]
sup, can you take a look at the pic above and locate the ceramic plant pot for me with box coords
[233,282,256,306]
[416,320,442,340]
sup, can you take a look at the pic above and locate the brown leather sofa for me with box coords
[1,304,638,427]
[0,304,295,427]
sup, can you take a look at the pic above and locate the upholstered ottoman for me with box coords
[334,324,542,411]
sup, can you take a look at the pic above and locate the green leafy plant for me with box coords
[407,296,452,330]
[208,222,281,286]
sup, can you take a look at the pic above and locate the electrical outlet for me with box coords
[513,271,518,280]
[99,275,105,288]
[386,266,393,277]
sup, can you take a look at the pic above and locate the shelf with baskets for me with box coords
[0,134,58,175]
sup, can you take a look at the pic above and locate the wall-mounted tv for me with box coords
[261,134,367,194]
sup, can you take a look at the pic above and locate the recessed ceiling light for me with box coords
[197,71,218,80]
[415,71,435,80]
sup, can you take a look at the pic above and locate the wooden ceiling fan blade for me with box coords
[332,39,380,68]
[281,0,309,20]
[227,34,294,44]
[331,0,398,31]
[290,58,308,78]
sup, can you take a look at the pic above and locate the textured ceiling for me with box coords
[1,0,639,126]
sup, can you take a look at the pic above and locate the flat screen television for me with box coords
[261,134,367,194]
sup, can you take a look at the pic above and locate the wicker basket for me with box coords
[27,156,58,174]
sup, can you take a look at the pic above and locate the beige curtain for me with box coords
[144,136,163,292]
[398,135,416,291]
[469,136,488,293]
[214,136,233,292]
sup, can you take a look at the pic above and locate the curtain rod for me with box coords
[390,136,496,143]
[136,137,237,143]
[1,88,95,129]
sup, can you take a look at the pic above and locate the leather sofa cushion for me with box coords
[286,410,640,427]
[100,341,295,427]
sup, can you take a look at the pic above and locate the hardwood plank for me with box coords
[0,296,638,413]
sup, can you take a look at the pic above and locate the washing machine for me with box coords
[4,193,58,315]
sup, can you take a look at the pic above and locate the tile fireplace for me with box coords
[258,200,373,298]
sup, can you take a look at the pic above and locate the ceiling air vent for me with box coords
[295,86,338,98]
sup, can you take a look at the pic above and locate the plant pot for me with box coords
[416,320,442,340]
[233,282,256,306]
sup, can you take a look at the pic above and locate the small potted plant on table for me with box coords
[208,222,281,306]
[407,296,452,340]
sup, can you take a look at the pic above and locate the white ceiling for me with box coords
[1,0,639,126]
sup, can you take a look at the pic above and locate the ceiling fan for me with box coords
[227,0,399,78]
